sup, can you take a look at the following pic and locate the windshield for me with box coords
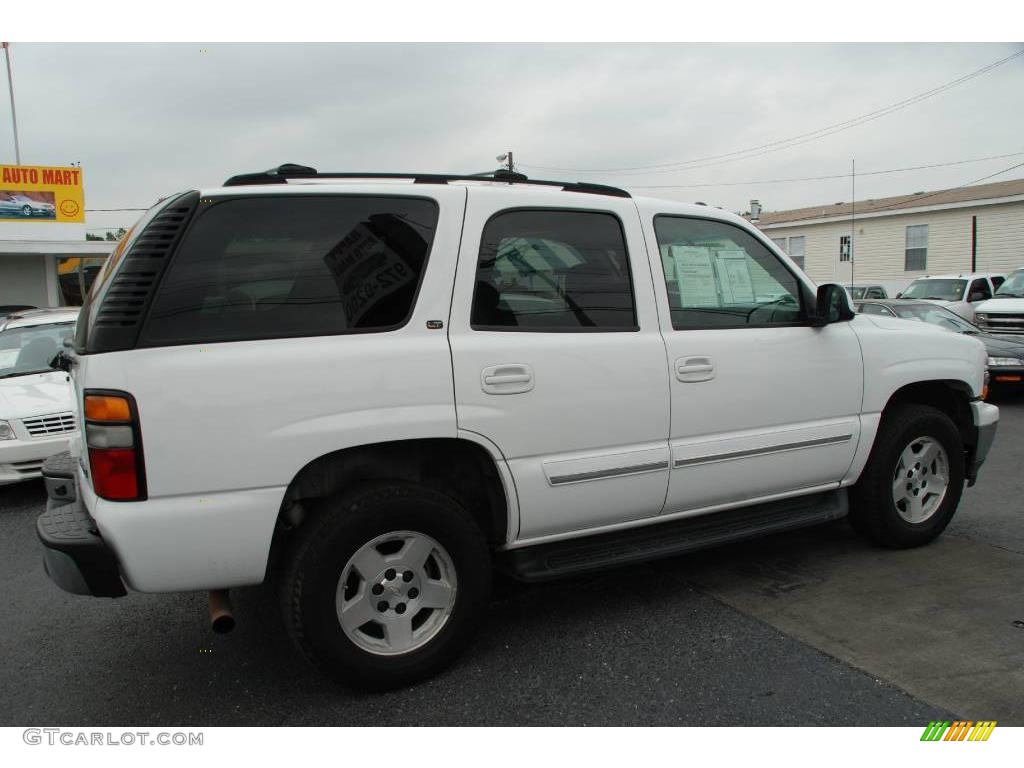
[994,271,1024,297]
[0,322,74,378]
[901,279,966,301]
[888,304,978,333]
[848,287,866,300]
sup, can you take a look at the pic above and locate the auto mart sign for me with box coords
[0,164,85,223]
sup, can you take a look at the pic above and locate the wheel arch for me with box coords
[881,379,976,449]
[269,437,512,572]
[845,378,978,487]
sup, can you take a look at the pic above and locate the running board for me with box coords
[498,489,847,582]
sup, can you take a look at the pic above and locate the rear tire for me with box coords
[849,403,965,548]
[280,481,491,690]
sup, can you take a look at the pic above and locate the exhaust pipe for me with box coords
[208,589,235,634]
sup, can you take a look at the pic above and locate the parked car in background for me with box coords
[897,273,1005,321]
[0,308,80,485]
[847,284,888,300]
[0,193,56,219]
[855,298,1024,388]
[973,268,1024,335]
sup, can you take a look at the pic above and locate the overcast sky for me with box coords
[1,42,1022,234]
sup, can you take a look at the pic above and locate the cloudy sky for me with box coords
[1,42,1022,234]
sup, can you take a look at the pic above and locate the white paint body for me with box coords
[67,183,991,591]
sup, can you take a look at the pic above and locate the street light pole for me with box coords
[2,42,22,165]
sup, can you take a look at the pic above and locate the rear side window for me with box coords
[141,196,438,345]
[471,209,637,331]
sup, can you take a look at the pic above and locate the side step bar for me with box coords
[498,489,847,582]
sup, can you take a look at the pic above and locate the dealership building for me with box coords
[0,165,115,308]
[751,177,1024,293]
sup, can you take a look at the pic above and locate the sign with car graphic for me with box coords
[0,164,85,223]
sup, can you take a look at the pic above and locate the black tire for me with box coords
[21,205,32,217]
[280,481,491,690]
[849,403,965,548]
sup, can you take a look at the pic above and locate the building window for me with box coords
[771,237,787,252]
[839,235,851,263]
[57,256,108,306]
[788,236,805,269]
[905,224,928,271]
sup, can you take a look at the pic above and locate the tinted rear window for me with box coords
[141,196,438,345]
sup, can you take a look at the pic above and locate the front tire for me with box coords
[849,403,965,548]
[281,482,491,690]
[21,205,32,217]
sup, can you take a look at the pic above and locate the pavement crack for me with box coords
[947,533,1024,557]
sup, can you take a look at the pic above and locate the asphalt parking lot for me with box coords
[1,394,1021,727]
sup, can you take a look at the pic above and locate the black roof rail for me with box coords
[222,164,631,198]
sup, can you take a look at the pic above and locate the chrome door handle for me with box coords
[676,356,715,383]
[481,364,534,394]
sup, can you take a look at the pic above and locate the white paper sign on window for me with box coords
[670,246,720,307]
[715,250,755,303]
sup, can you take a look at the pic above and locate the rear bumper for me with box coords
[37,452,124,597]
[37,454,126,598]
[967,400,999,486]
[39,452,282,593]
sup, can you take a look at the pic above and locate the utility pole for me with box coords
[850,159,855,289]
[2,42,21,165]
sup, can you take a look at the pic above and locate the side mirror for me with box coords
[895,292,903,298]
[810,283,855,327]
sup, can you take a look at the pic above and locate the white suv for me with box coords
[974,268,1024,335]
[37,166,999,689]
[898,272,1005,321]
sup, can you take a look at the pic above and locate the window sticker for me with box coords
[715,250,755,304]
[670,246,719,307]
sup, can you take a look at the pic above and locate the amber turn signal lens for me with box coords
[84,394,132,422]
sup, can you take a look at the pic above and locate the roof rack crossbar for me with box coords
[222,165,631,198]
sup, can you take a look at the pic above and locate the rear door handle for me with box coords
[481,364,534,394]
[676,356,715,383]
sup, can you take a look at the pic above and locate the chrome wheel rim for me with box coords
[892,436,949,524]
[335,530,457,656]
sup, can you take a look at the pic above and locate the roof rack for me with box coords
[222,164,631,198]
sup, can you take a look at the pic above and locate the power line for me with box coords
[627,150,1024,189]
[853,160,1024,214]
[78,150,1024,213]
[521,48,1024,175]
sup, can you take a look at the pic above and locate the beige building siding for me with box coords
[762,199,1024,291]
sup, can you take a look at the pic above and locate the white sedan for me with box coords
[0,308,80,485]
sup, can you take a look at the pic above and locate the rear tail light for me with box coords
[84,391,146,501]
